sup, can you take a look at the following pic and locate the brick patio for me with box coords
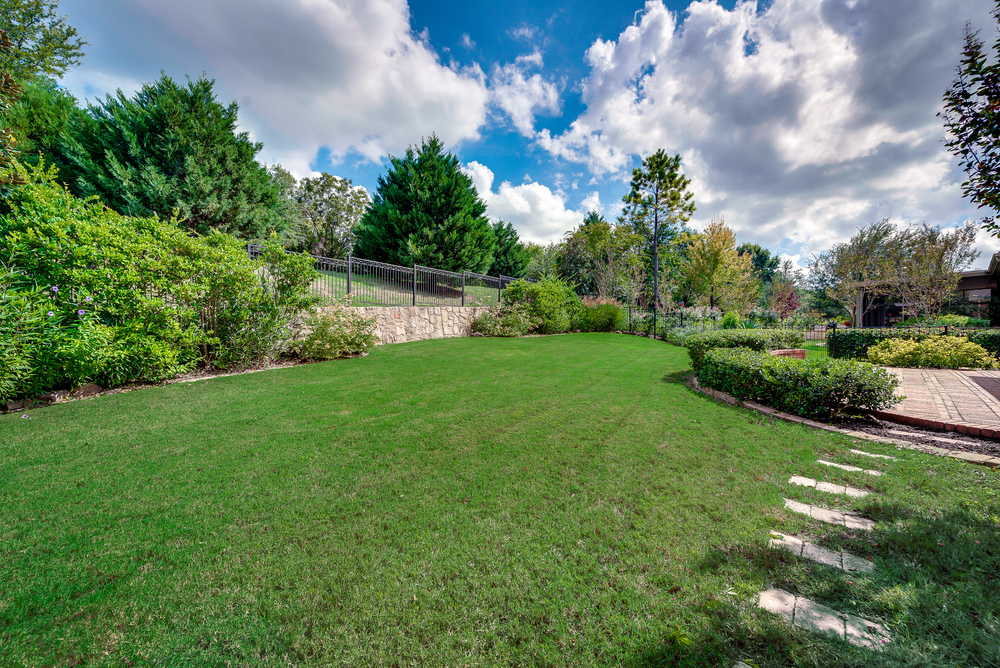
[880,368,1000,434]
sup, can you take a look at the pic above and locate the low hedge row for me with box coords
[696,347,901,419]
[686,329,805,371]
[829,328,1000,360]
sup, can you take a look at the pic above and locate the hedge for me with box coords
[829,327,1000,360]
[686,329,805,371]
[696,347,901,419]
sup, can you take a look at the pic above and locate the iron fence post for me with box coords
[347,255,352,296]
[413,264,417,306]
[461,271,466,306]
[497,276,501,304]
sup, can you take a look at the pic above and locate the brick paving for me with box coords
[886,368,1000,432]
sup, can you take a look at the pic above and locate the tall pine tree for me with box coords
[354,135,495,273]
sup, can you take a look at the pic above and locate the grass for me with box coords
[803,341,829,359]
[1,335,998,666]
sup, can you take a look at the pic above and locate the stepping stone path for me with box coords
[817,459,882,476]
[769,532,874,572]
[754,450,892,656]
[788,475,870,498]
[783,498,876,530]
[758,588,890,650]
[849,448,897,461]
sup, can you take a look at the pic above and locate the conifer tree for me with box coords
[354,135,495,273]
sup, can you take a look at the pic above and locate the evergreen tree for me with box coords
[5,76,83,182]
[488,219,530,277]
[354,134,495,273]
[61,74,285,239]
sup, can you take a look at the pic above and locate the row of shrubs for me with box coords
[471,278,629,337]
[687,329,900,419]
[0,164,376,402]
[867,336,998,369]
[830,327,1000,361]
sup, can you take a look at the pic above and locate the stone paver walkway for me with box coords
[788,475,869,498]
[769,532,874,572]
[759,588,889,649]
[883,367,1000,434]
[817,459,883,476]
[783,498,876,530]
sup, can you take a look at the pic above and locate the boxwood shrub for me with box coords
[696,347,901,419]
[830,327,1000,360]
[686,329,805,371]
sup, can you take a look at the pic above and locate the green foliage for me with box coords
[736,242,780,285]
[61,74,286,239]
[488,220,530,277]
[868,336,999,369]
[501,275,583,335]
[296,302,378,360]
[685,329,805,372]
[3,76,81,181]
[828,328,930,360]
[470,302,540,337]
[968,329,1000,357]
[896,314,990,328]
[0,0,86,81]
[696,347,901,419]
[354,134,495,273]
[293,172,370,258]
[579,299,626,332]
[0,163,317,398]
[719,311,742,329]
[0,30,23,183]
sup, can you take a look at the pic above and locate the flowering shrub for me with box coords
[868,336,998,369]
[471,302,539,337]
[295,300,378,360]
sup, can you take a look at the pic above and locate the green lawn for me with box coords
[1,335,998,666]
[803,341,829,359]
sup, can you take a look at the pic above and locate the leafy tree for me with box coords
[354,134,495,273]
[896,222,980,317]
[737,242,780,285]
[61,74,286,239]
[266,164,306,248]
[488,220,530,277]
[4,76,82,181]
[684,218,758,313]
[293,172,369,258]
[523,242,561,281]
[558,213,644,298]
[940,4,1000,234]
[620,150,696,308]
[769,259,802,318]
[0,0,86,82]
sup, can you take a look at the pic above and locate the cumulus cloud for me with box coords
[62,0,492,171]
[536,0,995,258]
[489,50,562,136]
[464,161,587,243]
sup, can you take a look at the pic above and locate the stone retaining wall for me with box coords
[332,305,491,345]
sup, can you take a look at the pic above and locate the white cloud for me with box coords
[66,0,492,167]
[537,0,995,259]
[489,51,562,136]
[461,33,475,50]
[464,161,586,243]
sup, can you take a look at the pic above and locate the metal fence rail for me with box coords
[247,244,527,307]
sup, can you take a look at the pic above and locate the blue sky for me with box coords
[57,0,999,267]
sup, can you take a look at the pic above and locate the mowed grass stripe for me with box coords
[1,334,998,667]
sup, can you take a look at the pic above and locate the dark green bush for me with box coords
[296,301,378,360]
[696,347,901,419]
[501,276,583,335]
[686,329,805,371]
[967,330,1000,357]
[829,327,1000,360]
[470,302,539,337]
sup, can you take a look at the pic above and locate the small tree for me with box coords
[684,219,759,313]
[897,222,979,317]
[294,172,369,258]
[620,150,696,310]
[770,259,802,319]
[354,134,495,273]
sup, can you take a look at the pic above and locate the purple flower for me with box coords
[21,414,28,419]
[78,309,85,315]
[51,286,59,293]
[85,297,92,302]
[47,311,54,317]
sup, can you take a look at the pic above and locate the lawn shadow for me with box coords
[662,369,693,385]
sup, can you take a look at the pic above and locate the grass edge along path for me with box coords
[1,335,998,667]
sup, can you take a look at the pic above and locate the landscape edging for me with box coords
[689,378,1000,469]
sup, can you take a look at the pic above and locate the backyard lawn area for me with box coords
[1,335,998,666]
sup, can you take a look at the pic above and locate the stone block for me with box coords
[793,597,844,638]
[758,588,795,620]
[801,542,842,569]
[841,552,875,573]
[769,349,807,360]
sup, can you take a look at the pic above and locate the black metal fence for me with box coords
[247,244,525,307]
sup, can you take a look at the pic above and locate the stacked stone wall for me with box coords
[319,305,491,345]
